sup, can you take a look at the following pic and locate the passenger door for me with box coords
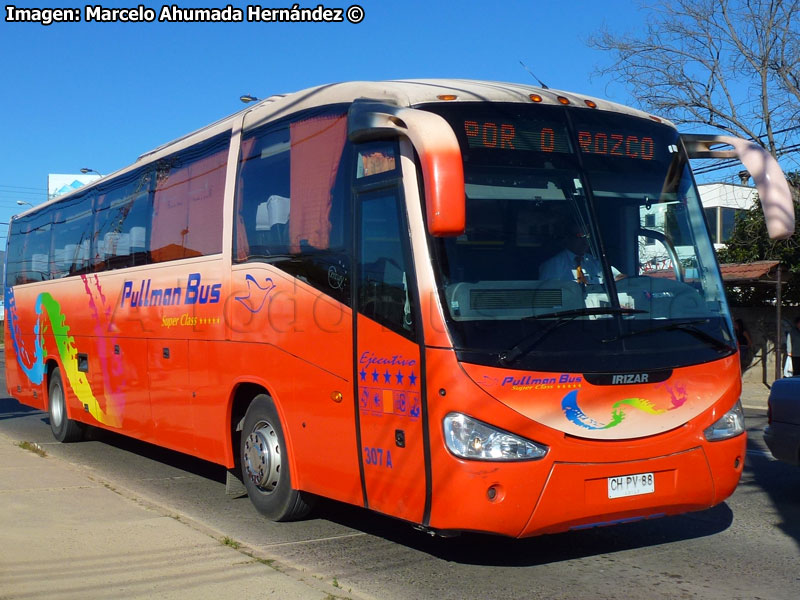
[354,158,427,522]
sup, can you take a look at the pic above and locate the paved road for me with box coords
[1,355,799,599]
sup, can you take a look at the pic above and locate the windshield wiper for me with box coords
[522,307,646,321]
[499,307,646,365]
[602,320,734,352]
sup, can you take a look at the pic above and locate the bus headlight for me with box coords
[704,400,745,441]
[443,413,548,461]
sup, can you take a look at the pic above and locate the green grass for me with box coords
[17,441,47,457]
[221,536,241,549]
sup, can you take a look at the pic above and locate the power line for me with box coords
[691,143,800,176]
[753,125,800,138]
[0,186,48,193]
[0,184,47,192]
[0,190,49,196]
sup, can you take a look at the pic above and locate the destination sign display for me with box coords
[463,119,661,161]
[577,130,656,161]
[463,120,570,154]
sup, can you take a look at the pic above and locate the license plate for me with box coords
[608,472,655,499]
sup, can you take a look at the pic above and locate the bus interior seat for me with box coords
[103,232,119,254]
[129,226,147,264]
[52,248,68,277]
[115,234,131,257]
[130,226,146,251]
[64,244,79,269]
[254,195,290,254]
[31,254,49,281]
[93,239,107,263]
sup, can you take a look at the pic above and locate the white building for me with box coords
[636,182,755,278]
[698,182,758,248]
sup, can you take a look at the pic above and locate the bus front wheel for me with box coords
[240,394,313,521]
[48,367,84,443]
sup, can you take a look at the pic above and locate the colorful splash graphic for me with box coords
[6,276,123,427]
[561,383,687,430]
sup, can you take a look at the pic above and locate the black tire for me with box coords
[48,367,84,443]
[240,394,313,521]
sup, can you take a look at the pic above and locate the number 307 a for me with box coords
[364,446,393,469]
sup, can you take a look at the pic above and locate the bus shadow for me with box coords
[0,396,42,420]
[0,396,227,484]
[81,425,229,484]
[310,499,733,566]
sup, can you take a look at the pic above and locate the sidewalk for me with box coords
[0,431,350,600]
[741,380,771,410]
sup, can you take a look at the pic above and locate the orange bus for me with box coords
[4,80,794,537]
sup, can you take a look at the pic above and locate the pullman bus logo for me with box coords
[120,273,221,308]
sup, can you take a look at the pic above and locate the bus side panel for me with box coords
[149,338,193,452]
[227,265,362,506]
[4,290,47,410]
[109,261,225,454]
[4,284,46,410]
[190,339,233,465]
[105,337,152,440]
[190,339,294,466]
[52,274,156,436]
[291,353,362,505]
[5,277,154,431]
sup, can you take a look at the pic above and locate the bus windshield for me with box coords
[421,102,735,373]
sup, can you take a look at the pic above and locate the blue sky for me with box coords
[0,0,647,237]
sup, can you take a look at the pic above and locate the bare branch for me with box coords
[590,0,800,162]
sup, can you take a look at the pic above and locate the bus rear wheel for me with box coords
[48,367,84,443]
[240,394,313,521]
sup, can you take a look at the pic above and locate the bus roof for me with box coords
[15,79,673,218]
[139,79,674,163]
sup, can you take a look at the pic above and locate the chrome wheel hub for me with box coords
[51,384,64,428]
[243,421,281,493]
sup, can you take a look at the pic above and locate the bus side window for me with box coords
[357,145,396,178]
[15,209,54,283]
[150,134,228,263]
[5,220,26,286]
[235,126,292,259]
[92,170,154,271]
[234,111,351,306]
[53,191,94,277]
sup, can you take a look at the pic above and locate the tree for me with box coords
[717,172,800,304]
[591,0,800,164]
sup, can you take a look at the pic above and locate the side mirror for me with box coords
[348,101,465,236]
[682,134,794,240]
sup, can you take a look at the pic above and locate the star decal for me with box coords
[395,370,404,384]
[383,369,392,383]
[408,371,417,386]
[359,368,367,382]
[372,370,379,383]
